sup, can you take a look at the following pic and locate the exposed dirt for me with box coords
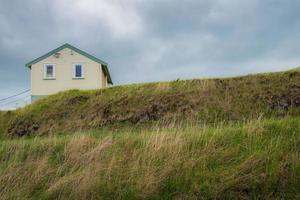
[8,119,39,137]
[258,84,300,110]
[85,92,195,127]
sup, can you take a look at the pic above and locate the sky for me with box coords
[0,0,300,109]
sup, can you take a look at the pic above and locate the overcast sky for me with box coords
[1,0,300,109]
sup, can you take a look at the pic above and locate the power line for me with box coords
[0,95,31,107]
[0,89,31,102]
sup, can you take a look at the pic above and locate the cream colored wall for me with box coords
[31,47,107,96]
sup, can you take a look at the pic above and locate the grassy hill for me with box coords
[0,69,299,199]
[2,69,300,138]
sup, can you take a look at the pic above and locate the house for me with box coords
[26,43,113,102]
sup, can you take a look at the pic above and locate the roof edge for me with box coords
[101,65,113,84]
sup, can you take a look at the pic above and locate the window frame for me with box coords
[43,64,56,80]
[73,63,85,79]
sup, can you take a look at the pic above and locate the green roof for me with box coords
[25,43,113,84]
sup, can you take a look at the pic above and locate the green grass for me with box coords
[0,69,299,199]
[2,69,300,137]
[0,117,299,199]
[0,111,15,139]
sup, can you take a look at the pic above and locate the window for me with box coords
[44,64,55,79]
[73,64,84,79]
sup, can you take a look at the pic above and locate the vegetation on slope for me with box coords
[0,117,299,199]
[0,111,15,139]
[2,70,300,137]
[0,69,299,199]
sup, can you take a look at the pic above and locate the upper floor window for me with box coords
[44,64,55,79]
[73,64,84,79]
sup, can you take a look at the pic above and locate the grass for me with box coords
[2,69,300,137]
[0,117,299,199]
[0,111,15,139]
[0,69,299,199]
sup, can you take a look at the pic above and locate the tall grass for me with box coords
[0,69,299,199]
[0,117,299,199]
[0,111,15,139]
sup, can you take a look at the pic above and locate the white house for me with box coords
[26,43,113,101]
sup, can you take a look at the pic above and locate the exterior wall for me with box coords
[101,71,107,88]
[31,47,107,96]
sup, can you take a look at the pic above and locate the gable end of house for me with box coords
[25,43,113,84]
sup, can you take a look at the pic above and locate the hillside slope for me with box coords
[2,70,300,137]
[0,69,300,199]
[1,117,300,199]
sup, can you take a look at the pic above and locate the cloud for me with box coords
[52,0,143,38]
[0,0,300,109]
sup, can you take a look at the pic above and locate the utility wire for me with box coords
[0,95,31,106]
[0,89,31,102]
